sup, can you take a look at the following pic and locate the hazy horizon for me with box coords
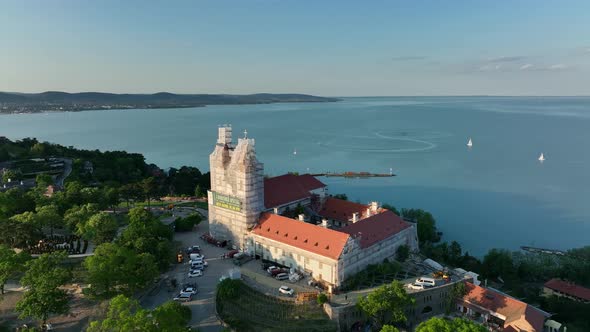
[2,1,590,96]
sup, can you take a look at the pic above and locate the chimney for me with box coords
[321,219,328,228]
[298,214,305,221]
[352,212,359,223]
[370,201,379,213]
[273,208,279,214]
[366,208,371,217]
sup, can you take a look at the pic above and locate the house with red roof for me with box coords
[458,282,551,332]
[543,279,590,303]
[207,126,418,290]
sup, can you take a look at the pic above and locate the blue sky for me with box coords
[1,0,590,95]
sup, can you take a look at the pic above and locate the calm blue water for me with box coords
[1,97,589,256]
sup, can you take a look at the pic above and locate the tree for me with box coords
[396,245,410,262]
[119,183,141,208]
[140,177,158,208]
[357,280,414,329]
[2,168,23,183]
[87,295,192,332]
[0,244,30,294]
[35,204,62,237]
[16,251,71,325]
[86,295,155,332]
[449,241,462,265]
[77,212,118,244]
[380,326,399,332]
[35,173,53,189]
[103,186,120,212]
[174,213,202,232]
[194,184,203,198]
[416,317,486,332]
[317,293,328,305]
[381,203,400,216]
[152,301,192,331]
[64,203,99,232]
[84,243,158,298]
[481,248,514,280]
[332,193,348,201]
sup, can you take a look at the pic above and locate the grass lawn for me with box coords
[217,281,336,332]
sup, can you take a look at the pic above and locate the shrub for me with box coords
[317,293,328,305]
[174,213,202,232]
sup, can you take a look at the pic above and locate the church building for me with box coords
[208,126,418,290]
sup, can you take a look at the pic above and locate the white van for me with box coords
[414,277,436,287]
[275,273,289,280]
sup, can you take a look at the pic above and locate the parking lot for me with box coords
[140,209,236,332]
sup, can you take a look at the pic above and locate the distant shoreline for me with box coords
[0,91,339,115]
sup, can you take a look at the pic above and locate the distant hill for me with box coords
[0,91,338,114]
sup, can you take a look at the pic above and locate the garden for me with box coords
[216,279,337,332]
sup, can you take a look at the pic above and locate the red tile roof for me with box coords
[461,282,548,332]
[264,174,326,208]
[339,210,411,248]
[251,213,349,260]
[319,198,368,223]
[544,279,590,301]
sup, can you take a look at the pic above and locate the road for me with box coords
[141,208,232,332]
[55,158,72,188]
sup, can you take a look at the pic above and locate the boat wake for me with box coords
[317,131,438,153]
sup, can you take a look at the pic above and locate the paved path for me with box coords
[55,158,72,188]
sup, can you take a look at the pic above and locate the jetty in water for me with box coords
[520,246,566,256]
[311,171,395,178]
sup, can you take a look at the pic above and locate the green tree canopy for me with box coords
[64,203,100,232]
[84,243,158,298]
[357,280,414,329]
[416,317,486,332]
[87,295,192,332]
[481,248,514,280]
[380,325,399,332]
[0,244,31,294]
[16,251,71,324]
[77,212,118,244]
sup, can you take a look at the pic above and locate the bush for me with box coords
[317,293,328,305]
[396,245,410,262]
[174,213,202,232]
[217,279,242,301]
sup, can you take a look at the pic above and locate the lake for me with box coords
[1,96,589,256]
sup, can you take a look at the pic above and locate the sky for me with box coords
[1,0,590,96]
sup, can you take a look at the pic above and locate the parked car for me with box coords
[278,285,294,296]
[226,249,240,258]
[190,253,204,261]
[271,268,289,277]
[407,283,425,290]
[181,286,198,294]
[173,293,192,302]
[188,270,203,278]
[267,266,279,274]
[219,275,229,282]
[186,245,201,254]
[275,273,289,280]
[414,277,436,287]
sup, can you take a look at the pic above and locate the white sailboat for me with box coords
[466,138,473,148]
[293,148,297,155]
[538,153,545,162]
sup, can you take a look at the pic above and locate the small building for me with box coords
[457,282,550,332]
[83,161,94,174]
[543,279,590,304]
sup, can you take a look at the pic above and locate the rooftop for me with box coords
[544,279,590,301]
[461,282,548,332]
[251,213,349,260]
[340,210,411,249]
[318,197,368,223]
[264,173,326,209]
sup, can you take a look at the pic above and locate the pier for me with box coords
[520,246,566,256]
[311,171,395,178]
